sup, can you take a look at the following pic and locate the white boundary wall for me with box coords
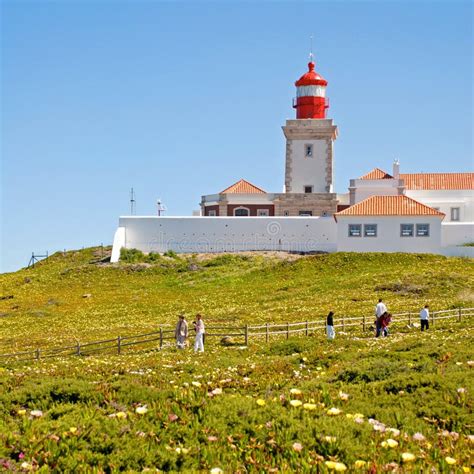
[111,216,337,262]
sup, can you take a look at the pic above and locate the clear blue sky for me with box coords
[1,1,472,273]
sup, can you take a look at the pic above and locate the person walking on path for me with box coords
[380,312,392,337]
[375,299,388,337]
[326,311,335,340]
[193,314,205,353]
[175,314,188,349]
[420,305,430,331]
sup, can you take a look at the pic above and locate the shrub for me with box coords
[120,248,145,263]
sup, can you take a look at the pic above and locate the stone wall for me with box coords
[273,193,338,216]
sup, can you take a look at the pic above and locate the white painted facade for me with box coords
[350,178,403,204]
[110,216,337,261]
[405,189,474,223]
[441,222,474,246]
[336,216,443,253]
[288,139,329,194]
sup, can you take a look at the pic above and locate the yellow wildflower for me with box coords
[256,399,266,406]
[289,399,302,407]
[445,457,456,465]
[401,452,416,462]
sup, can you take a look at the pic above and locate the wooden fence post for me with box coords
[244,325,248,346]
[159,328,163,349]
[117,336,121,355]
[408,312,411,326]
[432,311,435,327]
[286,322,289,340]
[362,314,366,332]
[35,349,40,360]
[305,321,309,337]
[76,342,81,356]
[458,308,462,322]
[342,315,345,331]
[266,323,269,343]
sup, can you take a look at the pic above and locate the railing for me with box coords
[0,307,471,364]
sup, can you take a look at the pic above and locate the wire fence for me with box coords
[0,307,472,364]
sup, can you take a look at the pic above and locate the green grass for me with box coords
[0,248,473,353]
[0,323,472,472]
[0,248,473,472]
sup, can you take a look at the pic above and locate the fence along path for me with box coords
[0,307,472,363]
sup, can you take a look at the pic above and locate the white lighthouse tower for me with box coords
[283,55,338,194]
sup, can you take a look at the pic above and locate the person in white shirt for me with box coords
[375,299,388,337]
[420,305,430,331]
[175,314,188,349]
[193,314,205,352]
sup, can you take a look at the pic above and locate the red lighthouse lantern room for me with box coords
[293,60,329,119]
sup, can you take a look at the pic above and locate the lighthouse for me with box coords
[282,54,338,196]
[293,60,329,119]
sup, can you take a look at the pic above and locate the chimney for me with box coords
[393,159,400,179]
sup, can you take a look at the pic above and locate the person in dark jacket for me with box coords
[326,311,335,340]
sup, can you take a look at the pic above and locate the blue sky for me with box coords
[1,1,472,273]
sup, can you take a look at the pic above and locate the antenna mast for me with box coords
[130,187,136,215]
[309,34,314,62]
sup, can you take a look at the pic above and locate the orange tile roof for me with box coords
[359,168,393,180]
[334,195,445,220]
[220,179,266,194]
[400,173,474,190]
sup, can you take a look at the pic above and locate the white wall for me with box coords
[351,178,401,204]
[406,189,474,222]
[290,139,329,193]
[114,216,337,255]
[441,222,474,246]
[336,216,443,253]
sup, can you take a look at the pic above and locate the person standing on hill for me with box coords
[175,314,188,349]
[420,305,430,331]
[326,311,335,340]
[193,314,205,352]
[375,299,388,337]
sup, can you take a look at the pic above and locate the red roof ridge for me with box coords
[220,179,266,194]
[359,168,394,180]
[334,195,445,220]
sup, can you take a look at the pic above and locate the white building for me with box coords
[110,55,473,262]
[334,195,445,253]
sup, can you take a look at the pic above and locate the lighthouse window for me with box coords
[305,145,313,157]
[304,186,313,194]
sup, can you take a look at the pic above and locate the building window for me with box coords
[284,211,290,216]
[450,207,460,221]
[305,144,313,157]
[400,224,414,237]
[234,207,250,216]
[364,224,377,237]
[299,210,313,216]
[304,185,313,194]
[416,223,430,237]
[207,210,216,217]
[257,209,269,216]
[348,224,362,237]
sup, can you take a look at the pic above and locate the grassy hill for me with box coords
[0,247,473,352]
[0,248,473,471]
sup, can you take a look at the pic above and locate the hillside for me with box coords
[0,247,473,353]
[0,248,473,472]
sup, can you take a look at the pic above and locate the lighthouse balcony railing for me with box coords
[292,97,330,109]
